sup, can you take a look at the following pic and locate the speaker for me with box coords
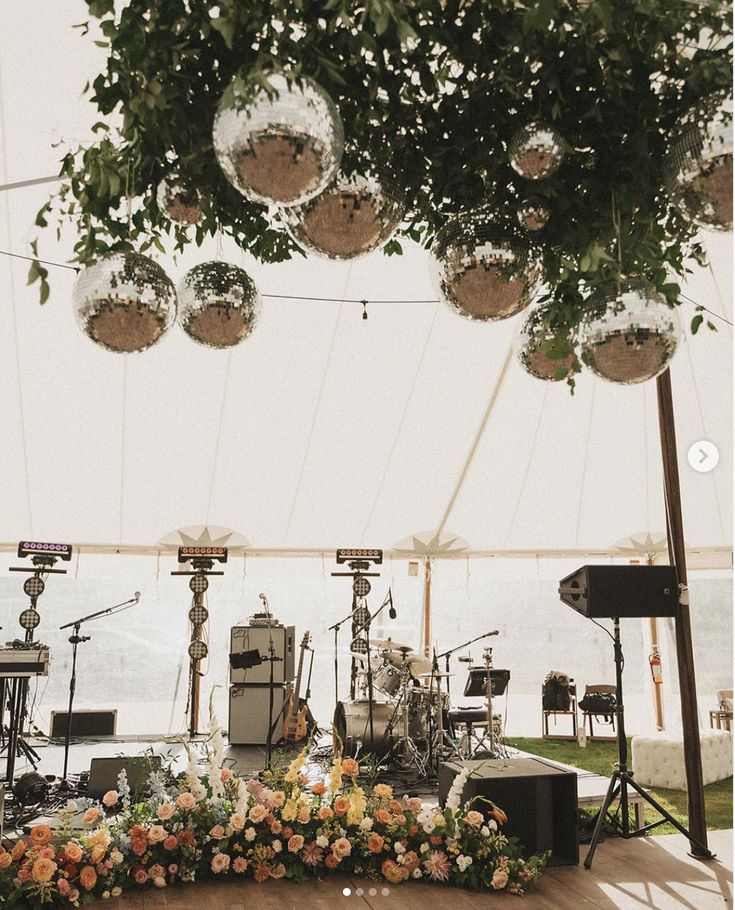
[50,709,117,739]
[439,758,578,866]
[228,684,287,745]
[87,755,162,800]
[558,565,679,618]
[230,624,295,684]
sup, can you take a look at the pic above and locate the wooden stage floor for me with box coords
[106,829,732,910]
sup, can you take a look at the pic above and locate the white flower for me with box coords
[110,851,123,866]
[420,843,430,854]
[456,855,473,872]
[244,827,257,842]
[359,817,373,831]
[394,842,406,854]
[102,892,110,900]
[412,868,423,878]
[489,818,498,831]
[192,782,207,801]
[481,826,490,838]
[422,820,436,834]
[111,887,122,898]
[445,767,471,812]
[316,835,329,848]
[66,800,78,813]
[338,827,346,837]
[272,839,282,853]
[397,854,405,865]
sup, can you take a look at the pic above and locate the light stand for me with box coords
[584,618,713,868]
[351,588,394,753]
[58,592,140,786]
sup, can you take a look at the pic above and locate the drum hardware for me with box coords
[384,658,427,774]
[435,629,498,699]
[369,639,413,652]
[455,646,509,759]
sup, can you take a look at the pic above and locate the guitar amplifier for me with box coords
[230,622,295,684]
[228,684,288,745]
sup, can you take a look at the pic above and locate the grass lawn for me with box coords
[507,737,733,834]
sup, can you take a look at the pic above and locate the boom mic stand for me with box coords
[351,589,394,754]
[59,593,141,787]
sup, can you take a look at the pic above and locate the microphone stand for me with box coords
[351,589,393,754]
[59,594,140,787]
[437,629,500,699]
[259,595,282,772]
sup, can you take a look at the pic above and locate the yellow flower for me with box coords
[281,799,298,822]
[284,745,309,784]
[328,753,343,793]
[433,813,446,828]
[373,784,393,799]
[347,785,366,825]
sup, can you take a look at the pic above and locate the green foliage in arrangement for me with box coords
[30,0,731,361]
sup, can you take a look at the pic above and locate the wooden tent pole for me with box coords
[656,368,708,854]
[423,556,432,658]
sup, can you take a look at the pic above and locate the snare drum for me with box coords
[373,660,401,697]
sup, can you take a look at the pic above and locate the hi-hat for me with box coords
[370,639,413,652]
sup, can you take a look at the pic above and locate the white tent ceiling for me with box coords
[0,4,732,559]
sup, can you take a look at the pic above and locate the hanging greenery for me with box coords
[30,0,731,368]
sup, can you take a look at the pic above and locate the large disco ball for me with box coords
[73,253,177,353]
[515,306,577,381]
[516,196,551,232]
[664,96,733,232]
[213,72,344,207]
[431,210,540,321]
[177,262,260,349]
[578,281,680,384]
[509,121,566,180]
[283,171,405,259]
[157,177,205,225]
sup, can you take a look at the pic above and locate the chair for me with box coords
[580,684,617,741]
[542,681,578,741]
[710,688,733,731]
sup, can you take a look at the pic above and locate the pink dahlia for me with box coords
[423,850,451,882]
[300,843,324,867]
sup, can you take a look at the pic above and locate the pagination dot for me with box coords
[343,887,352,896]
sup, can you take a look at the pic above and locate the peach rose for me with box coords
[0,854,11,869]
[333,796,350,816]
[30,825,53,846]
[11,841,26,861]
[382,858,406,884]
[248,804,268,824]
[232,856,248,873]
[317,806,333,820]
[331,837,352,860]
[271,862,286,879]
[31,857,57,883]
[148,825,167,844]
[298,805,311,824]
[58,877,70,895]
[229,814,245,832]
[394,813,406,826]
[492,868,509,890]
[68,889,80,902]
[211,853,230,874]
[324,853,339,869]
[270,819,283,834]
[389,799,402,814]
[133,868,149,884]
[156,802,175,821]
[90,845,106,865]
[341,757,359,777]
[79,864,97,891]
[163,835,178,851]
[209,825,225,839]
[367,833,385,854]
[269,791,286,808]
[176,792,197,811]
[220,768,232,782]
[154,876,166,888]
[102,790,119,808]
[403,850,419,873]
[148,863,165,879]
[83,807,100,825]
[311,781,327,796]
[63,843,83,864]
[287,834,304,853]
[464,810,484,828]
[375,809,392,825]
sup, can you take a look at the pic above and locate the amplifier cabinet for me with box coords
[439,757,579,866]
[228,684,287,745]
[230,624,295,684]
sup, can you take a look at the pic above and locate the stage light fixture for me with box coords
[14,771,49,805]
[189,604,209,626]
[18,541,72,561]
[336,548,383,564]
[352,605,370,626]
[188,639,208,660]
[23,576,45,598]
[353,576,371,597]
[19,608,41,631]
[350,637,368,654]
[178,546,228,564]
[189,574,209,595]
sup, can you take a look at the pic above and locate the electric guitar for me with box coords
[282,631,311,742]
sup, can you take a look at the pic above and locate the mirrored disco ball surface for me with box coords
[178,261,261,349]
[664,97,733,232]
[283,172,405,259]
[213,73,344,207]
[509,121,566,180]
[517,196,551,232]
[157,178,205,225]
[578,282,680,384]
[515,306,576,381]
[73,253,177,353]
[431,211,539,321]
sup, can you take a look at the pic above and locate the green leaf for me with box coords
[690,313,704,334]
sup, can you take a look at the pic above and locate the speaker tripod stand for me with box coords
[584,617,713,868]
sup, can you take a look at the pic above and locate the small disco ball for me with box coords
[516,196,551,232]
[514,306,577,382]
[189,573,209,595]
[177,261,261,349]
[664,96,733,232]
[577,281,680,384]
[353,576,372,597]
[19,608,40,630]
[188,639,208,661]
[509,121,566,180]
[213,72,344,207]
[73,253,177,353]
[189,603,209,626]
[431,210,540,321]
[156,177,205,225]
[283,171,405,259]
[23,575,45,598]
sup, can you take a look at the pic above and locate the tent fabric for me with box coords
[0,4,732,557]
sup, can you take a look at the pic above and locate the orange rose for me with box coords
[311,781,327,796]
[0,854,12,869]
[341,757,359,777]
[324,853,339,869]
[333,796,350,816]
[317,806,333,820]
[381,858,406,884]
[389,799,402,814]
[297,805,311,824]
[90,845,106,865]
[82,807,100,825]
[367,833,385,854]
[430,835,443,845]
[287,835,304,853]
[402,851,419,873]
[30,825,52,846]
[464,810,484,828]
[375,809,392,825]
[331,837,352,860]
[11,841,27,861]
[63,843,83,864]
[282,827,294,840]
[79,864,97,891]
[271,862,286,879]
[31,858,57,883]
[248,805,268,824]
[163,835,178,850]
[408,824,419,836]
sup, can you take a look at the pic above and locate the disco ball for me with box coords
[283,171,405,259]
[514,306,577,382]
[189,604,209,626]
[517,196,551,232]
[156,178,205,225]
[73,253,177,353]
[577,281,680,384]
[664,96,733,232]
[188,639,208,661]
[213,72,344,207]
[509,121,566,180]
[177,262,261,349]
[431,210,540,321]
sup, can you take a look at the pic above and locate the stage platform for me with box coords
[94,829,732,910]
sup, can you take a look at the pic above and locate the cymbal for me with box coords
[370,639,413,652]
[349,651,369,661]
[418,671,454,679]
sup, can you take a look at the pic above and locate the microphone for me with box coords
[388,590,396,620]
[486,629,500,637]
[259,593,268,605]
[134,592,141,602]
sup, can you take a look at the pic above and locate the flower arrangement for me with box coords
[0,745,545,907]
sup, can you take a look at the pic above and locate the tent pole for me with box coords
[655,368,708,854]
[647,554,665,731]
[422,556,432,658]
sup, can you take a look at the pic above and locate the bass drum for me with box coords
[333,700,398,758]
